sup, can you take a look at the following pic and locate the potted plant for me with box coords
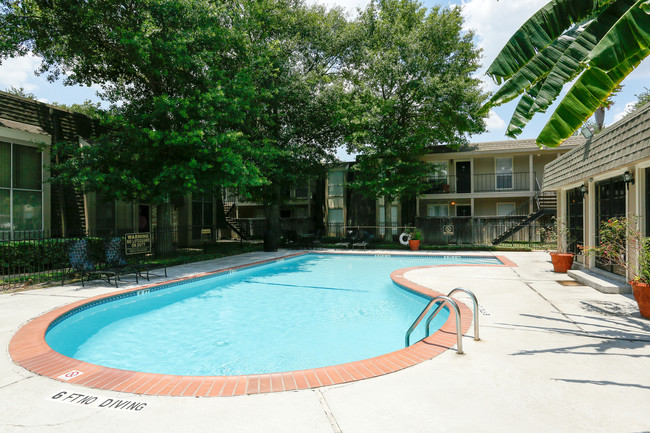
[408,228,422,251]
[582,217,650,319]
[540,217,575,273]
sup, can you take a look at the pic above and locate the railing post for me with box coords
[447,288,480,341]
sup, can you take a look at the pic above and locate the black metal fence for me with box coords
[415,216,549,247]
[0,225,243,291]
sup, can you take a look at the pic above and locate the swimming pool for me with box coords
[10,252,511,396]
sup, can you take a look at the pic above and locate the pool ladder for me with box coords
[404,288,480,354]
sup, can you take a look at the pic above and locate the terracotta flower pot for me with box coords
[550,252,574,273]
[630,280,650,319]
[409,240,420,251]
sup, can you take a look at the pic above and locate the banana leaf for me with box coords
[486,0,601,83]
[587,0,650,71]
[485,24,586,108]
[527,0,638,117]
[537,48,650,147]
[505,80,544,138]
[502,0,637,137]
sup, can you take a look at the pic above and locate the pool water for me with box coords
[46,254,499,376]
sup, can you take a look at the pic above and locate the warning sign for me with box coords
[125,233,152,255]
[443,225,454,236]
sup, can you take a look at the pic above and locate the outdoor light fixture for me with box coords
[579,184,588,197]
[580,126,594,139]
[623,170,635,189]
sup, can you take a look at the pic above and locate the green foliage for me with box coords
[343,0,487,202]
[581,217,650,283]
[50,100,103,118]
[638,239,650,283]
[408,228,422,241]
[2,0,268,205]
[0,238,98,274]
[483,0,650,147]
[539,217,573,253]
[4,86,36,99]
[633,86,650,110]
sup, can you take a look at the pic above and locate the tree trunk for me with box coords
[384,197,393,243]
[264,184,281,249]
[155,200,173,256]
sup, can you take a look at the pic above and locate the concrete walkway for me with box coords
[1,250,649,433]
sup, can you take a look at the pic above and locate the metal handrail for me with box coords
[404,295,463,354]
[446,288,480,341]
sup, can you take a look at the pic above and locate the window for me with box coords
[95,193,116,235]
[294,186,309,199]
[328,171,345,197]
[192,194,214,239]
[496,158,513,190]
[427,204,449,217]
[0,141,43,234]
[595,176,626,275]
[426,162,449,193]
[379,205,399,234]
[496,202,515,216]
[567,188,584,254]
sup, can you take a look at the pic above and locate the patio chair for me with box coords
[105,237,140,287]
[335,229,357,249]
[105,237,167,284]
[64,238,116,287]
[352,231,374,249]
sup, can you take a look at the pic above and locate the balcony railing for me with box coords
[422,172,535,194]
[474,172,532,192]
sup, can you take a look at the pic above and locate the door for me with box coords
[138,205,150,232]
[456,161,471,193]
[456,205,471,217]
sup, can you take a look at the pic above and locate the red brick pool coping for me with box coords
[9,252,515,397]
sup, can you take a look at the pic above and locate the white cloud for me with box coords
[0,54,41,92]
[611,101,636,124]
[485,109,505,132]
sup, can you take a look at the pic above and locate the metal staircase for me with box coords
[221,193,250,239]
[492,182,556,245]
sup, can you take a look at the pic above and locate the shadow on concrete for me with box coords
[500,309,650,357]
[552,378,650,391]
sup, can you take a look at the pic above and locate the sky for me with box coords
[1,0,648,151]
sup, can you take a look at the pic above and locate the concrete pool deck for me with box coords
[1,250,649,432]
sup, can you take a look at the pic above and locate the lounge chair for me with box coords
[352,231,374,249]
[105,236,167,284]
[335,229,357,248]
[64,238,116,287]
[104,237,140,287]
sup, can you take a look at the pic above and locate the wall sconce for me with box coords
[623,170,635,189]
[580,126,594,139]
[579,184,588,197]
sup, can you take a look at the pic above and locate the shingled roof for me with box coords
[428,136,585,154]
[0,90,100,142]
[543,103,650,190]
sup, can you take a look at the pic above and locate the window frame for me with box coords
[0,140,44,236]
[496,202,516,216]
[495,157,514,190]
[427,204,450,217]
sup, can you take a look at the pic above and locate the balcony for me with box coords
[422,172,535,194]
[474,172,533,192]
